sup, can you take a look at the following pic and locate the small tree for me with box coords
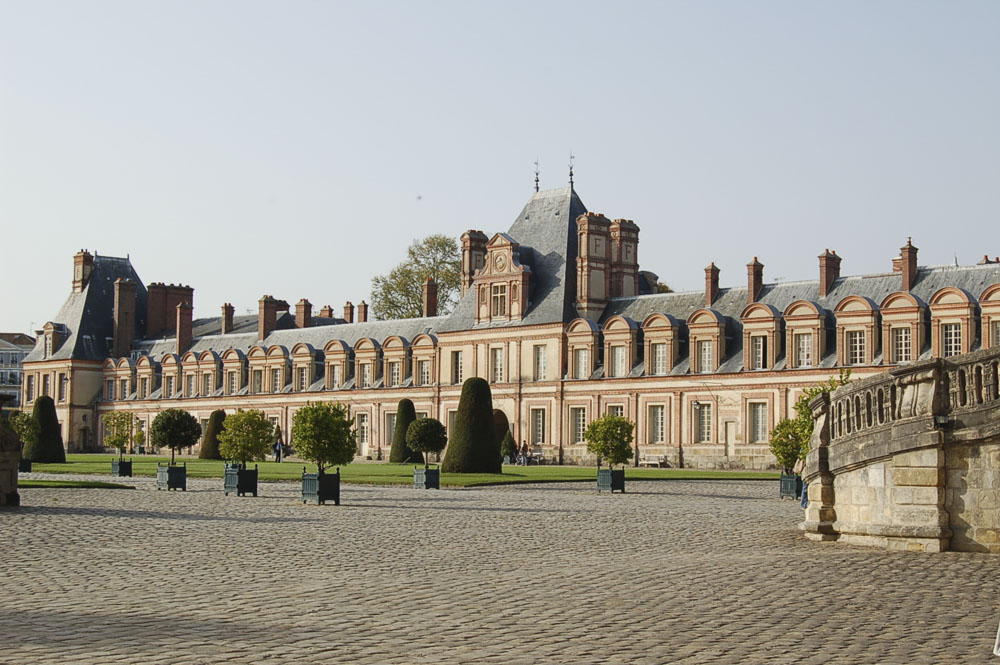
[584,414,635,468]
[389,399,421,464]
[406,418,448,466]
[102,412,138,459]
[150,408,201,464]
[134,425,146,452]
[769,370,851,474]
[500,431,517,461]
[24,396,66,463]
[442,377,500,473]
[199,410,226,460]
[291,402,357,472]
[217,409,273,467]
[8,411,39,456]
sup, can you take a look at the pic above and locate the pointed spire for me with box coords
[568,152,575,189]
[534,158,539,192]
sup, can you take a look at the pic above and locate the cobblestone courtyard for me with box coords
[3,476,999,664]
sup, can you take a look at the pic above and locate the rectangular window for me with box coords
[271,368,282,392]
[943,323,962,357]
[251,370,262,394]
[533,345,547,381]
[847,331,865,365]
[651,343,667,375]
[490,348,504,383]
[58,373,67,402]
[386,362,399,387]
[202,374,212,396]
[448,410,457,436]
[356,413,369,450]
[608,405,624,418]
[186,374,195,397]
[227,371,237,395]
[570,407,587,444]
[698,340,714,373]
[891,327,911,364]
[530,408,546,444]
[138,377,147,400]
[794,333,813,368]
[749,402,768,443]
[43,374,51,397]
[26,375,35,402]
[361,364,372,389]
[993,321,1000,348]
[386,413,397,443]
[574,348,589,380]
[491,284,507,317]
[165,375,175,397]
[648,405,665,443]
[418,360,431,386]
[106,379,115,401]
[329,365,341,389]
[117,378,125,400]
[611,346,626,378]
[695,403,712,443]
[750,336,766,370]
[296,367,308,391]
[451,351,463,384]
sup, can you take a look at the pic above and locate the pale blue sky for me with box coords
[2,1,998,332]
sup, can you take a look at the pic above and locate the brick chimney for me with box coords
[113,278,136,358]
[357,300,369,323]
[318,305,334,319]
[295,299,312,328]
[819,249,842,298]
[176,301,193,355]
[899,238,918,292]
[423,277,438,317]
[343,301,354,324]
[221,303,234,334]
[705,262,720,307]
[747,257,763,304]
[258,295,279,340]
[146,283,194,338]
[72,250,94,293]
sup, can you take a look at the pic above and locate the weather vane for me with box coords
[534,158,540,192]
[568,152,575,188]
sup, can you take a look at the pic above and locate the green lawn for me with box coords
[26,454,778,487]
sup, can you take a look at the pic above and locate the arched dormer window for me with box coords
[783,301,826,369]
[354,338,381,389]
[247,346,268,394]
[411,334,437,387]
[197,350,221,398]
[291,343,318,392]
[567,318,600,380]
[265,345,290,393]
[641,313,680,376]
[221,349,247,396]
[879,292,927,364]
[980,284,1000,350]
[687,309,726,373]
[602,316,638,379]
[323,340,351,390]
[929,287,977,358]
[180,351,200,398]
[382,336,411,388]
[834,296,879,366]
[160,354,181,398]
[740,303,782,371]
[135,355,159,400]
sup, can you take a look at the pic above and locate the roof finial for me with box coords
[534,158,539,192]
[568,151,575,189]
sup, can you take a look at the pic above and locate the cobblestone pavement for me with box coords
[3,474,1000,665]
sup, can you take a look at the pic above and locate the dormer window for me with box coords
[697,340,714,373]
[44,335,52,358]
[891,327,911,363]
[491,284,507,317]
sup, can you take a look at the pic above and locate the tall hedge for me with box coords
[199,409,226,459]
[441,377,500,473]
[23,396,65,463]
[389,399,422,464]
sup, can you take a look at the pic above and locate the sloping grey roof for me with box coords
[439,187,587,331]
[24,255,147,362]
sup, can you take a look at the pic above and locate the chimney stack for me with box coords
[221,303,234,334]
[176,301,193,355]
[295,299,313,328]
[318,305,334,319]
[357,301,368,323]
[72,250,94,293]
[747,257,763,304]
[899,238,918,292]
[819,249,842,298]
[145,283,194,338]
[423,277,439,317]
[343,301,354,324]
[258,295,279,340]
[705,262,720,307]
[113,278,137,358]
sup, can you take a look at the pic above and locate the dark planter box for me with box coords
[224,463,258,497]
[779,473,803,500]
[156,463,187,491]
[414,466,440,490]
[17,459,31,473]
[302,468,340,505]
[597,467,626,493]
[111,459,132,477]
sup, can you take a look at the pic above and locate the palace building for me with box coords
[20,186,1000,468]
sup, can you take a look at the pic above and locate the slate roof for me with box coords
[0,333,35,347]
[24,255,147,362]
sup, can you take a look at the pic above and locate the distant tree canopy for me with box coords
[655,283,674,294]
[370,234,461,320]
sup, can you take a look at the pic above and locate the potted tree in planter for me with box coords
[102,412,138,477]
[150,408,201,491]
[584,414,634,493]
[8,411,39,473]
[292,402,357,505]
[406,417,447,489]
[218,409,272,497]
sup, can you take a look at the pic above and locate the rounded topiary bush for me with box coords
[23,396,65,463]
[441,377,500,473]
[150,408,202,464]
[389,399,422,464]
[406,417,447,464]
[199,409,226,459]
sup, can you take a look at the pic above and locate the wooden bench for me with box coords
[639,454,667,468]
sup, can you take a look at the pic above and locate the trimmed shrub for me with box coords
[500,430,517,461]
[199,410,226,459]
[24,396,65,463]
[441,377,500,473]
[406,417,447,463]
[389,399,422,464]
[492,409,509,452]
[217,409,272,466]
[150,408,202,464]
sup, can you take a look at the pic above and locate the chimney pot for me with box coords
[357,300,368,323]
[423,277,439,317]
[343,301,354,324]
[295,298,313,329]
[704,262,720,307]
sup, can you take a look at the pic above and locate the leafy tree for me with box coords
[24,396,65,463]
[584,414,635,468]
[769,370,851,473]
[389,399,422,464]
[405,418,448,465]
[199,410,226,460]
[291,402,357,472]
[655,283,674,294]
[500,430,517,461]
[150,408,201,464]
[8,411,39,454]
[134,425,146,451]
[442,377,501,473]
[218,409,273,467]
[102,412,139,458]
[370,234,461,319]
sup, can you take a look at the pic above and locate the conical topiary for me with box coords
[441,377,500,473]
[24,396,65,463]
[492,409,509,453]
[500,430,517,461]
[389,399,422,464]
[199,409,226,459]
